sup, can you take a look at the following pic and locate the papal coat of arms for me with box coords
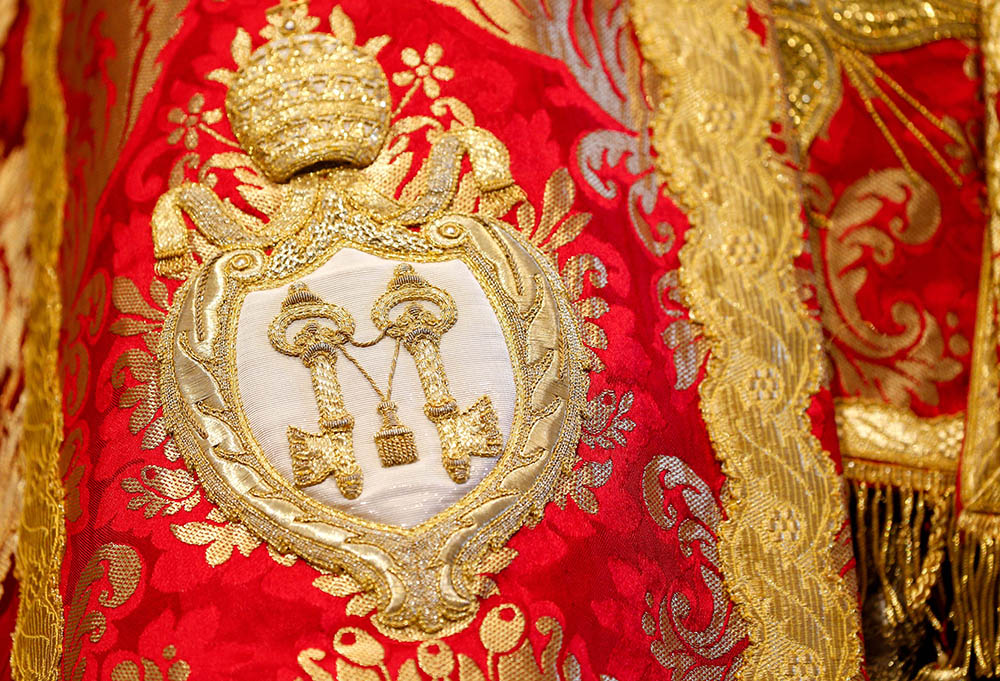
[152,0,589,634]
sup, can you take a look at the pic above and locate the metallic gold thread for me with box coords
[631,1,864,678]
[951,2,1000,676]
[12,0,68,676]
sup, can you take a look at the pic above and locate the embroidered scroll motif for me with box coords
[154,1,589,634]
[810,170,962,407]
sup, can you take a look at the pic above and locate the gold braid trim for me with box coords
[11,0,68,677]
[948,1,1000,678]
[630,2,863,679]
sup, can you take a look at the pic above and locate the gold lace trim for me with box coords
[630,2,863,678]
[12,0,68,676]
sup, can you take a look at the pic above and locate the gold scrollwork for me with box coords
[62,544,143,681]
[160,204,588,635]
[812,170,962,408]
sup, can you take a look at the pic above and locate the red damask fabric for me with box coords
[807,38,985,417]
[15,1,859,679]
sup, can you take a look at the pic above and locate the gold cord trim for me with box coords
[631,2,863,679]
[12,0,68,677]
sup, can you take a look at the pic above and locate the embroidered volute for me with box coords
[152,0,589,635]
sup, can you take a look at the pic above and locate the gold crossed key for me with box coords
[268,264,503,498]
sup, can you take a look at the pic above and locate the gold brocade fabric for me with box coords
[632,1,864,679]
[12,0,68,677]
[776,0,1000,678]
[10,0,878,678]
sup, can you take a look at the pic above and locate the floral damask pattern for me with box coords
[810,169,963,407]
[291,604,621,681]
[23,0,837,678]
[641,455,747,680]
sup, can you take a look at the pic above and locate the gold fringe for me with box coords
[850,480,952,628]
[848,478,955,680]
[947,514,1000,678]
[11,0,68,678]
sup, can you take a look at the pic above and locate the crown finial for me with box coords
[224,2,391,182]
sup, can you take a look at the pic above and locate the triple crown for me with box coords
[226,29,391,182]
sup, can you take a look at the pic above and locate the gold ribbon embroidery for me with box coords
[631,1,864,679]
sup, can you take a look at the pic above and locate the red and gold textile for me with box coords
[8,1,867,680]
[770,1,1000,678]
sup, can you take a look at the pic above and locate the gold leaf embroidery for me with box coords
[581,389,634,450]
[122,465,200,518]
[560,253,607,372]
[169,508,298,568]
[110,276,174,458]
[516,168,593,259]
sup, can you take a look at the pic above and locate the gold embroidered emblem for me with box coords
[153,1,589,635]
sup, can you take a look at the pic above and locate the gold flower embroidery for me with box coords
[393,44,454,100]
[260,0,319,41]
[166,94,223,150]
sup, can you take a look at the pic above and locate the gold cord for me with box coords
[339,338,401,404]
